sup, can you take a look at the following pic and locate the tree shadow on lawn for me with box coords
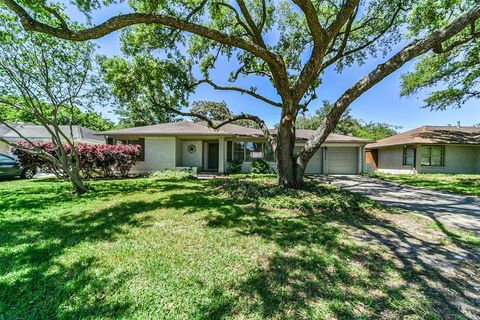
[161,178,479,319]
[0,177,194,213]
[2,177,478,319]
[0,198,159,319]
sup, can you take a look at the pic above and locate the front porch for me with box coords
[174,137,226,173]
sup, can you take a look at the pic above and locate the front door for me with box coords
[207,143,219,170]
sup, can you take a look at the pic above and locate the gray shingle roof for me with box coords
[0,123,104,143]
[366,125,480,149]
[99,121,373,143]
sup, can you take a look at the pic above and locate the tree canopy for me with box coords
[190,100,259,128]
[2,0,479,187]
[298,102,399,140]
[400,1,480,111]
[0,101,114,131]
[98,55,192,127]
[0,5,107,193]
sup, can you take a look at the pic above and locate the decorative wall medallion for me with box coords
[187,144,197,153]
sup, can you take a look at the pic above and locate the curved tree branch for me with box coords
[236,0,266,47]
[298,3,480,169]
[2,0,291,106]
[1,0,278,66]
[292,0,359,103]
[191,79,282,107]
[322,3,403,71]
[148,97,277,148]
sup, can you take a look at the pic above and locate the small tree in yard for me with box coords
[0,7,105,193]
[4,0,480,188]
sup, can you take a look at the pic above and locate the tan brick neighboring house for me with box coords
[365,125,480,174]
[0,123,104,153]
[98,121,373,175]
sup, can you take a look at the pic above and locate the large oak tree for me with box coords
[3,0,479,187]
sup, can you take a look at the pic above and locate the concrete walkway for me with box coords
[318,175,480,234]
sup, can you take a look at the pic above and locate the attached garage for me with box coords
[326,147,359,174]
[305,148,323,174]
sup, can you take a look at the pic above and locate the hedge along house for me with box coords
[0,122,104,153]
[365,125,480,174]
[98,121,372,175]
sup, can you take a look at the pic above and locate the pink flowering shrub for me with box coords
[12,142,140,179]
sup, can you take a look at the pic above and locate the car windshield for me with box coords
[0,154,14,162]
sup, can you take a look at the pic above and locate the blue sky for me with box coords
[69,3,480,131]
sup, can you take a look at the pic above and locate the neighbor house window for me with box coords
[402,147,415,166]
[232,142,276,162]
[421,145,444,166]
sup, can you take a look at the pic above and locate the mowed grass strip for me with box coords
[0,175,475,319]
[367,173,480,197]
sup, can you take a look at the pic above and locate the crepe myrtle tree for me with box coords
[4,0,480,188]
[0,7,105,194]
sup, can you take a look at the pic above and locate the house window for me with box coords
[233,142,245,161]
[232,142,275,162]
[245,142,263,162]
[421,145,445,166]
[264,143,275,162]
[227,141,232,162]
[402,147,415,166]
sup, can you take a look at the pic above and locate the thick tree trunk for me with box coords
[276,112,303,188]
[275,108,323,189]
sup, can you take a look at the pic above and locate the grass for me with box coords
[367,173,480,197]
[0,175,478,319]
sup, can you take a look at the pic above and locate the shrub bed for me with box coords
[12,141,140,179]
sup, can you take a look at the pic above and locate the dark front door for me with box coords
[208,143,219,170]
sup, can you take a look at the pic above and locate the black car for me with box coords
[0,153,36,179]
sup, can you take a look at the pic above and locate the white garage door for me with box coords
[305,149,322,174]
[327,147,358,174]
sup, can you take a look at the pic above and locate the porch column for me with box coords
[218,138,225,173]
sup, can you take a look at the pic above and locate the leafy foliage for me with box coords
[298,101,400,140]
[98,55,193,127]
[0,7,106,121]
[190,100,232,122]
[226,159,243,174]
[190,100,259,128]
[0,6,113,193]
[251,159,272,174]
[401,42,480,110]
[12,142,140,179]
[0,103,114,131]
[400,0,480,110]
[11,141,66,178]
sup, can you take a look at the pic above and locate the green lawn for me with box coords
[0,175,478,319]
[367,173,480,197]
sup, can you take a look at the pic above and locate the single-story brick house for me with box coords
[365,125,480,174]
[0,122,104,153]
[98,121,372,174]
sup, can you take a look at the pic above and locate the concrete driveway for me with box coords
[318,175,480,234]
